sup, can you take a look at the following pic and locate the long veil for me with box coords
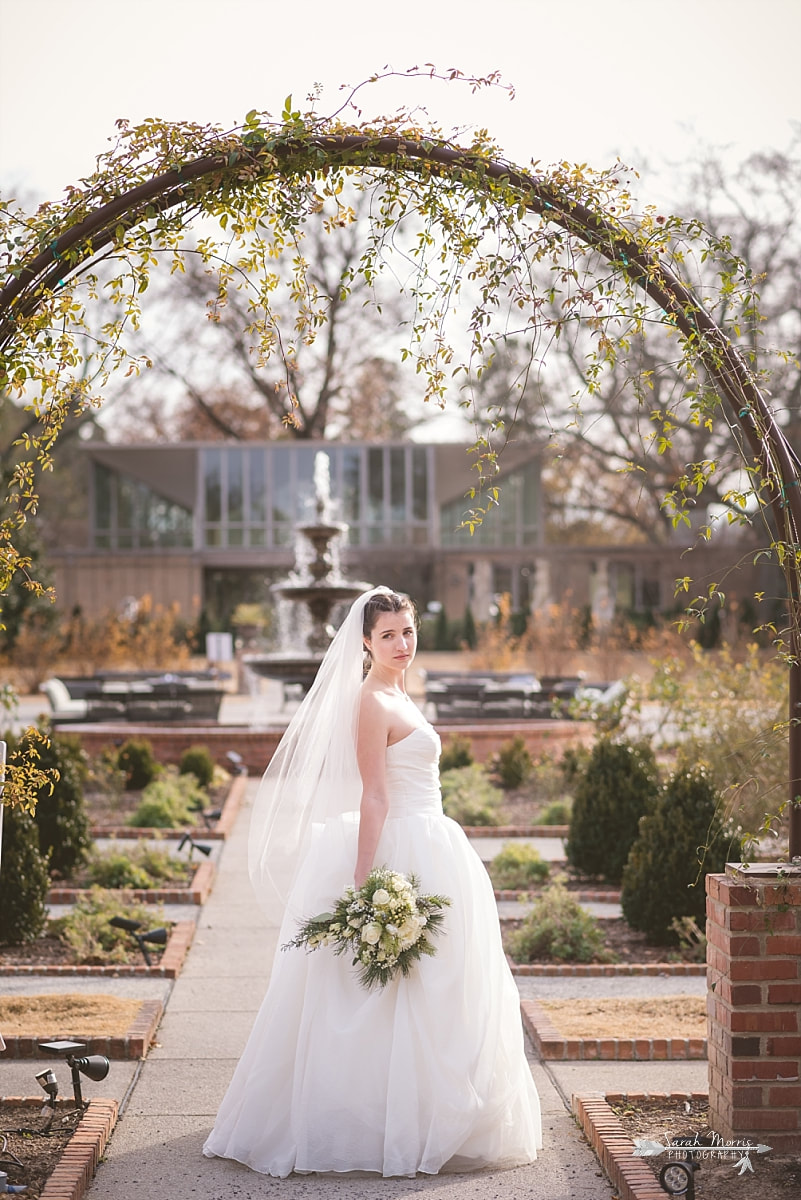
[248,586,389,925]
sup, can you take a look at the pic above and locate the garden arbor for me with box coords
[0,110,799,854]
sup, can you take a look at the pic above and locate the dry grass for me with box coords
[0,993,142,1037]
[540,995,706,1039]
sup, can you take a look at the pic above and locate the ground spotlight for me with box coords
[178,833,212,860]
[226,750,247,775]
[108,916,169,965]
[37,1041,111,1108]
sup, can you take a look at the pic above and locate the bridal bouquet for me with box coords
[282,866,451,990]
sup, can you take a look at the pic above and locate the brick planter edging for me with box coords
[573,1092,708,1200]
[1,918,195,978]
[0,998,162,1060]
[462,825,569,838]
[47,858,216,906]
[88,771,248,841]
[495,887,621,903]
[0,1097,118,1200]
[508,956,706,977]
[521,999,707,1062]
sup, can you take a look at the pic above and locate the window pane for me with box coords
[94,464,112,530]
[412,447,428,521]
[248,448,266,522]
[272,449,291,525]
[367,448,383,523]
[342,448,361,523]
[296,447,316,518]
[205,449,222,523]
[227,450,243,522]
[389,448,405,522]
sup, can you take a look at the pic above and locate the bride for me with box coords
[203,586,542,1177]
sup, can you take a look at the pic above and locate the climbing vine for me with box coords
[0,71,798,840]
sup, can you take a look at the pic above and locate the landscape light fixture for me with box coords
[37,1040,110,1109]
[659,1158,699,1198]
[34,1067,58,1132]
[178,833,212,860]
[108,915,169,966]
[187,799,223,829]
[226,750,247,775]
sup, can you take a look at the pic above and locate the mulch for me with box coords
[0,930,164,970]
[0,1101,82,1198]
[611,1096,801,1200]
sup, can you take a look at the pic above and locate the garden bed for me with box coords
[47,857,215,906]
[0,919,195,978]
[505,916,703,969]
[0,994,162,1059]
[85,772,246,840]
[521,996,707,1061]
[575,1093,801,1200]
[0,1097,117,1199]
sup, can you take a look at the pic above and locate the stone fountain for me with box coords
[243,452,371,691]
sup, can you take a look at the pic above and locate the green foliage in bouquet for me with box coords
[283,867,451,990]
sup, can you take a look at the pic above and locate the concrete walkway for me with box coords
[77,779,627,1200]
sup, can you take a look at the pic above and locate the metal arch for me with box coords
[1,131,800,856]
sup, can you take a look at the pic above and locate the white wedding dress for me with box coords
[203,722,542,1177]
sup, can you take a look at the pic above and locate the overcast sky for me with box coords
[1,0,799,209]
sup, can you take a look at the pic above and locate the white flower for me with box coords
[372,888,391,906]
[361,922,382,945]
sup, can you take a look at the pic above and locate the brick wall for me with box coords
[706,864,801,1153]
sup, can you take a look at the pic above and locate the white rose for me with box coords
[361,922,382,945]
[372,888,391,906]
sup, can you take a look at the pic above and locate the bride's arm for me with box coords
[354,692,390,888]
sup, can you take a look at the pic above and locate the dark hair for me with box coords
[362,590,418,638]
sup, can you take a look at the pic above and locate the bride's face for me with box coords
[365,608,417,673]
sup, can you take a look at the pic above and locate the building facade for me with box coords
[47,439,774,632]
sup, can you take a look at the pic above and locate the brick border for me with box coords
[0,1097,118,1200]
[573,1092,708,1200]
[1,918,195,978]
[87,772,247,841]
[521,999,707,1061]
[508,956,706,977]
[0,998,162,1060]
[462,824,569,837]
[495,887,621,903]
[47,858,216,906]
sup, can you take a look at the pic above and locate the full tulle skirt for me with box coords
[203,810,542,1177]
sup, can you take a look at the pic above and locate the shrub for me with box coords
[493,735,533,790]
[507,878,616,964]
[538,798,573,826]
[86,748,127,807]
[19,729,92,880]
[0,803,50,944]
[87,841,189,889]
[440,765,503,826]
[52,888,168,965]
[128,770,206,827]
[489,842,550,890]
[117,738,158,791]
[621,764,731,944]
[566,737,658,883]
[178,744,215,788]
[439,735,474,772]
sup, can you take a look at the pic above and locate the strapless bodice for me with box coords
[385,723,443,816]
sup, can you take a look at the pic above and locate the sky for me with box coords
[1,0,799,210]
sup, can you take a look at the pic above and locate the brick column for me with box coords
[706,863,801,1153]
